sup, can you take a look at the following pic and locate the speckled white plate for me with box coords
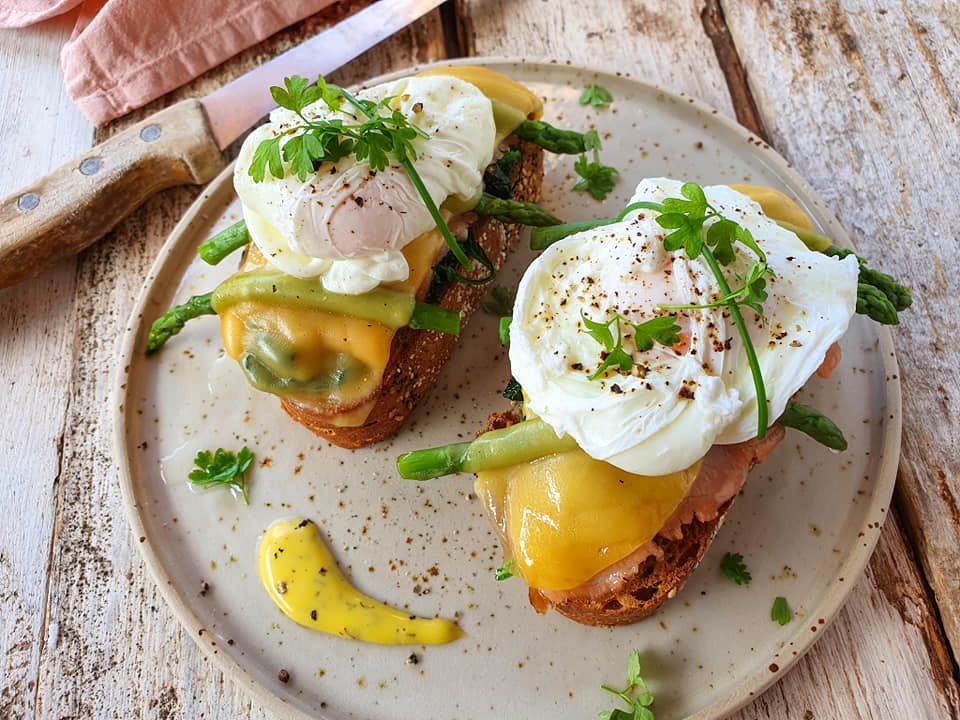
[113,59,902,720]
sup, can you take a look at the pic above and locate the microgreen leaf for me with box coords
[581,311,616,351]
[188,447,254,504]
[720,552,752,585]
[580,84,614,108]
[573,153,619,200]
[771,596,792,625]
[627,315,682,352]
[654,182,771,439]
[599,650,656,720]
[495,559,518,581]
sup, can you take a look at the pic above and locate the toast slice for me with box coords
[281,139,544,448]
[480,413,785,627]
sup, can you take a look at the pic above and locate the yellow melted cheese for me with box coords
[259,518,462,645]
[729,184,815,231]
[475,450,701,590]
[219,230,445,421]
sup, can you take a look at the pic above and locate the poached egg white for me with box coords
[509,178,859,476]
[234,75,496,294]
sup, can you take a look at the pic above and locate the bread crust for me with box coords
[281,140,544,448]
[541,502,732,626]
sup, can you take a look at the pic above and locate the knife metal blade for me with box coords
[202,0,447,149]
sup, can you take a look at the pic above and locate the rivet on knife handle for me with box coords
[0,99,223,289]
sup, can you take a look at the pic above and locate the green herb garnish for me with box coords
[189,447,255,504]
[580,311,681,380]
[653,182,772,439]
[580,84,613,109]
[771,596,792,625]
[426,230,496,303]
[573,130,618,201]
[250,74,471,269]
[495,559,518,581]
[720,552,752,585]
[482,285,515,316]
[483,148,521,199]
[502,377,523,402]
[600,649,655,720]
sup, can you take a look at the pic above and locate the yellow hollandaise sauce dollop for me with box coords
[258,518,462,645]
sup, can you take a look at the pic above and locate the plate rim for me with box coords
[112,56,903,720]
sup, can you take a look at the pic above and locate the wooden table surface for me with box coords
[1,1,958,717]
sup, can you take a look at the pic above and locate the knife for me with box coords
[0,0,446,289]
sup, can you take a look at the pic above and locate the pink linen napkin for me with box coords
[0,0,339,125]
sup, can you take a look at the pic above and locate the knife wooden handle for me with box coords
[0,99,224,289]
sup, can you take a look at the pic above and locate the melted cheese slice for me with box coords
[219,229,445,422]
[475,450,701,590]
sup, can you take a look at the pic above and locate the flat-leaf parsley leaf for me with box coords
[572,130,618,201]
[189,447,255,504]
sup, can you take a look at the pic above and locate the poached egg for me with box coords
[234,75,496,294]
[509,178,859,476]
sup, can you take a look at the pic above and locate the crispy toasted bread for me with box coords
[281,139,544,448]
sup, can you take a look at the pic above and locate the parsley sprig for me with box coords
[573,130,619,201]
[653,182,772,439]
[599,650,655,720]
[249,74,471,269]
[580,311,682,380]
[188,447,255,504]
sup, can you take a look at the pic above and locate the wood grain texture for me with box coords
[22,3,451,718]
[0,99,223,289]
[461,0,960,717]
[0,12,91,719]
[720,0,960,665]
[2,0,957,718]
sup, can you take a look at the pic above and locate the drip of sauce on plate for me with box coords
[258,518,462,645]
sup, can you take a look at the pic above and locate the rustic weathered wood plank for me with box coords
[0,12,91,719]
[721,0,960,664]
[2,0,956,717]
[26,3,449,718]
[461,0,960,717]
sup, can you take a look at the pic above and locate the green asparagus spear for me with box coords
[856,282,899,325]
[197,220,251,265]
[823,246,912,311]
[146,293,216,354]
[779,401,848,451]
[396,418,577,480]
[473,193,563,227]
[514,120,594,155]
[529,201,665,249]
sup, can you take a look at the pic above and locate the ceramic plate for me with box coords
[114,59,901,720]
